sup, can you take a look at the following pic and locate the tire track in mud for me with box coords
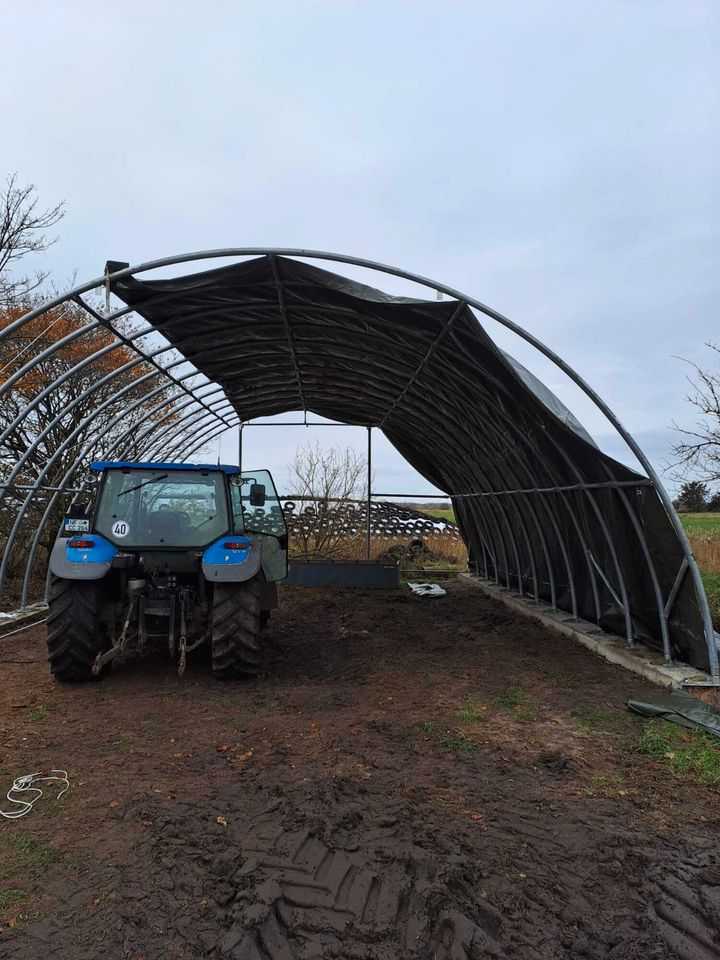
[161,780,718,960]
[651,858,720,960]
[217,823,501,959]
[482,797,720,959]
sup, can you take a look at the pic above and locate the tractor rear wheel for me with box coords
[211,579,261,679]
[46,576,110,682]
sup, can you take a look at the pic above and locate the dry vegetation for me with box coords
[284,447,467,571]
[288,529,468,571]
[691,533,720,577]
[681,513,720,623]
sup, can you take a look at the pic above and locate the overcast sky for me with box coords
[2,1,718,496]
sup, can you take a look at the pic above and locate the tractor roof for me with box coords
[90,461,241,475]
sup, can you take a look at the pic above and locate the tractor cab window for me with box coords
[231,470,287,580]
[233,470,286,539]
[229,482,245,534]
[95,468,230,548]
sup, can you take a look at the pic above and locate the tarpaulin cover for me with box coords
[628,690,720,738]
[108,255,707,670]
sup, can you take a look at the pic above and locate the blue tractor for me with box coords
[47,462,288,681]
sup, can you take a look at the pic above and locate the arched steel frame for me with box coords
[0,248,716,680]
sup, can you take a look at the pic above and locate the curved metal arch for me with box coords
[5,365,224,527]
[3,246,716,678]
[605,472,671,660]
[0,342,136,447]
[3,341,234,595]
[0,320,101,399]
[125,397,236,463]
[0,303,233,445]
[169,417,241,465]
[72,295,236,431]
[0,316,226,453]
[2,373,167,592]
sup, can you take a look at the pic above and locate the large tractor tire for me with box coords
[211,579,261,679]
[46,576,110,683]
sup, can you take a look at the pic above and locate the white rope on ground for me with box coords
[0,617,48,641]
[0,770,69,820]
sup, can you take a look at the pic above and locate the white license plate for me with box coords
[64,518,90,533]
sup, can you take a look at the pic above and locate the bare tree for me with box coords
[0,179,214,604]
[0,174,65,306]
[672,343,720,482]
[286,441,369,558]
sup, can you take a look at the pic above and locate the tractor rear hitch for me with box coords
[92,585,142,676]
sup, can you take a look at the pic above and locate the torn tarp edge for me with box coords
[627,690,720,738]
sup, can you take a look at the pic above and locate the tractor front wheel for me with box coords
[46,576,110,682]
[211,579,261,679]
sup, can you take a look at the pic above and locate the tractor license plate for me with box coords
[64,518,90,533]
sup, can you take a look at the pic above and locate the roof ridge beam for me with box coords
[378,299,466,428]
[268,255,307,415]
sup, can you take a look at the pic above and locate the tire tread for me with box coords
[46,576,108,683]
[211,579,262,679]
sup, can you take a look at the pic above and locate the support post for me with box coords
[366,426,372,561]
[238,423,243,472]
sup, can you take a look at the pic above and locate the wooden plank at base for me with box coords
[0,602,48,639]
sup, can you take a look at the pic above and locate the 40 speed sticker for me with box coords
[111,520,130,538]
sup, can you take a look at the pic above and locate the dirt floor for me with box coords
[0,579,718,959]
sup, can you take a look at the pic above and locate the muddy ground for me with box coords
[0,579,718,959]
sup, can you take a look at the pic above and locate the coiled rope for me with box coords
[0,769,69,820]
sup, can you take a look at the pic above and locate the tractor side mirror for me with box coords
[249,483,266,507]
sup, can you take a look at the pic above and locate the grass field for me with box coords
[421,505,455,522]
[678,512,720,536]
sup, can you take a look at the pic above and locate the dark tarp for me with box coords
[628,690,720,738]
[108,255,707,670]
